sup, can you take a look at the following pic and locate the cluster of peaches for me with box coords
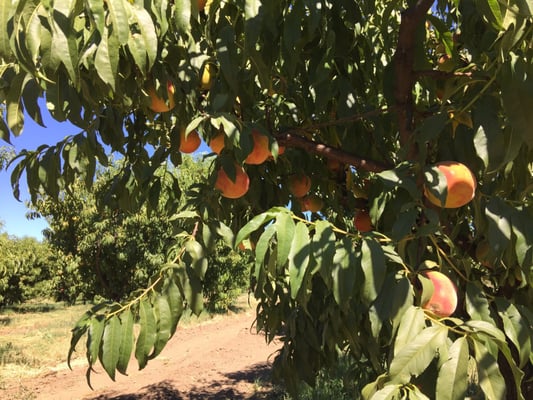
[145,38,479,321]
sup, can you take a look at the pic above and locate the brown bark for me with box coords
[393,0,435,158]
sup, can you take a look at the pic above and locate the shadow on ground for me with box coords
[87,362,283,400]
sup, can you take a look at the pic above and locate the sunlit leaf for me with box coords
[288,222,310,300]
[389,325,448,383]
[436,337,469,400]
[135,298,156,369]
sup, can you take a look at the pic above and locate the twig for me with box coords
[414,70,474,79]
[275,131,391,173]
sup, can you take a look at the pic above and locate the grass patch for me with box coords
[0,301,90,383]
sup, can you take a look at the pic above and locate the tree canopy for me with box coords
[1,0,532,398]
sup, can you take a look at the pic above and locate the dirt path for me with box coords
[3,309,282,400]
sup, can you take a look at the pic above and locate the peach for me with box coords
[209,131,225,154]
[244,130,271,165]
[421,270,458,318]
[215,164,250,199]
[179,129,202,154]
[288,173,311,198]
[147,80,175,113]
[424,161,477,208]
[354,210,372,232]
[300,194,324,212]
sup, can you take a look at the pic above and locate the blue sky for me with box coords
[1,107,75,239]
[1,104,212,240]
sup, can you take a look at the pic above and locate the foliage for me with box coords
[203,242,252,311]
[1,0,533,399]
[0,145,14,170]
[0,231,54,306]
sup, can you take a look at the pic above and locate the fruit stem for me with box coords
[429,235,468,282]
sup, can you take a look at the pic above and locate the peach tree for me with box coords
[1,0,532,398]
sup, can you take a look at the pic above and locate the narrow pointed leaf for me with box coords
[389,325,448,383]
[275,211,295,268]
[86,315,105,366]
[116,308,134,375]
[361,238,386,306]
[436,337,469,400]
[394,306,426,356]
[166,277,184,336]
[100,315,122,380]
[332,237,358,305]
[150,294,172,359]
[472,339,506,400]
[288,222,310,299]
[135,298,156,369]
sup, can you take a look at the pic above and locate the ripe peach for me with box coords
[179,129,202,154]
[209,131,225,154]
[326,158,342,173]
[354,210,372,232]
[244,130,271,165]
[215,164,250,199]
[300,194,324,212]
[421,270,458,318]
[147,80,175,113]
[424,161,477,208]
[288,173,311,198]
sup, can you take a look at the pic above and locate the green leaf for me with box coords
[332,237,358,306]
[95,25,119,89]
[135,298,156,369]
[288,222,311,300]
[474,0,503,30]
[0,1,14,60]
[128,4,158,73]
[235,207,286,247]
[166,277,184,336]
[86,315,105,366]
[311,220,336,279]
[6,72,26,136]
[436,337,469,400]
[370,383,402,400]
[107,0,130,45]
[389,325,448,383]
[216,25,240,94]
[394,306,426,357]
[173,0,192,35]
[150,294,172,359]
[185,240,207,279]
[87,0,105,34]
[116,309,134,376]
[472,339,507,400]
[275,211,295,269]
[465,282,495,323]
[500,54,533,148]
[100,315,122,380]
[462,320,507,343]
[361,238,386,306]
[495,298,531,368]
[49,7,79,83]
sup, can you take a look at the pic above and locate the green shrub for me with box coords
[203,242,253,311]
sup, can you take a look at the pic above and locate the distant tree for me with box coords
[0,145,14,170]
[0,231,53,306]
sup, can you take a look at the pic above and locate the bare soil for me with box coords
[2,308,283,400]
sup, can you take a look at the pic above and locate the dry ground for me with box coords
[1,308,283,400]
